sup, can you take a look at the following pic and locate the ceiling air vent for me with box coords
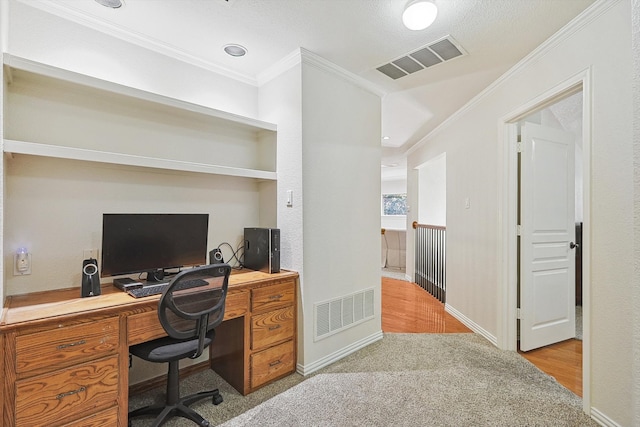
[377,35,466,80]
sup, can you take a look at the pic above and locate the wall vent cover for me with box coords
[314,288,375,341]
[376,35,466,80]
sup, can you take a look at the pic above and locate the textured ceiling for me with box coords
[25,0,596,179]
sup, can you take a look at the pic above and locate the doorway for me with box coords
[499,70,591,411]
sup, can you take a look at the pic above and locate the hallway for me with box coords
[381,277,582,397]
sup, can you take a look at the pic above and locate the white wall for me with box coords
[631,0,640,424]
[0,0,6,305]
[417,153,446,226]
[7,1,259,119]
[406,1,633,424]
[260,51,382,371]
[300,58,381,369]
[259,62,305,358]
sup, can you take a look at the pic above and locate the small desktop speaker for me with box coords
[209,248,224,264]
[81,258,101,297]
[244,227,280,273]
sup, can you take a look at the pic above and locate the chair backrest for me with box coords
[158,263,231,358]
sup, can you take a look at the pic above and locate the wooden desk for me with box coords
[0,270,298,427]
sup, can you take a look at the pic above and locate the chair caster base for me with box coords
[213,391,223,405]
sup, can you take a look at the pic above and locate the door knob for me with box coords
[570,242,580,249]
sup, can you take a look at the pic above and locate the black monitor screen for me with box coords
[101,213,208,279]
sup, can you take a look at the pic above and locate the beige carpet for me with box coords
[129,333,596,426]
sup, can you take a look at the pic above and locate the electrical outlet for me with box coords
[83,249,99,260]
[13,252,32,275]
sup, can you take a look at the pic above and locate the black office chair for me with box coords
[128,263,231,427]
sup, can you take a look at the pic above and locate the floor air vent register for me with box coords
[377,35,466,80]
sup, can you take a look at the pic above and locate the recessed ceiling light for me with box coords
[94,0,123,8]
[402,0,438,31]
[224,44,248,57]
[382,136,390,140]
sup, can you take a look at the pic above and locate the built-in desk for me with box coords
[0,269,298,427]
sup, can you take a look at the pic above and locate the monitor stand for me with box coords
[146,269,165,283]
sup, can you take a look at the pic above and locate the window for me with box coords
[382,193,407,215]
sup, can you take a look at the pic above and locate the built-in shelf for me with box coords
[3,54,277,133]
[3,139,277,180]
[2,54,278,181]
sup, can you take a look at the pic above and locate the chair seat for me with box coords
[130,330,215,363]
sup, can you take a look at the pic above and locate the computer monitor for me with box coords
[101,213,209,282]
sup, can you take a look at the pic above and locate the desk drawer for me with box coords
[128,290,248,346]
[251,281,295,312]
[15,354,119,427]
[15,317,119,375]
[250,340,294,389]
[62,406,119,427]
[251,306,294,351]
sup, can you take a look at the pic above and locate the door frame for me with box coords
[497,68,591,413]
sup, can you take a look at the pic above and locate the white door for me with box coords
[520,122,576,352]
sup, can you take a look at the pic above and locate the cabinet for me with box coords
[1,270,298,425]
[3,315,121,427]
[249,281,296,389]
[210,274,297,395]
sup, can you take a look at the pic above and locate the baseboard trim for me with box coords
[296,330,384,376]
[445,304,498,347]
[590,407,622,427]
[129,361,210,396]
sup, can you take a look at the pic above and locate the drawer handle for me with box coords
[268,324,281,331]
[57,339,86,350]
[269,360,282,367]
[57,386,86,400]
[269,294,283,300]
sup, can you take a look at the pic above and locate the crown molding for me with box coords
[300,48,386,97]
[406,0,620,156]
[258,47,386,97]
[16,0,258,86]
[256,48,303,86]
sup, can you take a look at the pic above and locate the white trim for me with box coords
[300,48,386,97]
[3,139,277,180]
[406,0,619,156]
[498,67,592,414]
[259,48,386,97]
[445,304,498,347]
[296,330,383,376]
[256,49,302,87]
[590,407,623,427]
[15,0,258,86]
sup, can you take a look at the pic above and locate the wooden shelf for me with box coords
[3,139,277,180]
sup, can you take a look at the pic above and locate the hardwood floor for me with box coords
[382,277,471,333]
[519,339,583,397]
[381,276,582,397]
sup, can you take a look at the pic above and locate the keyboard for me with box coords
[127,278,208,298]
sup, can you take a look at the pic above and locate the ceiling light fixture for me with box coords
[402,0,438,31]
[223,44,248,57]
[94,0,122,8]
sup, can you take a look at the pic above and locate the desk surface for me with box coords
[0,269,298,328]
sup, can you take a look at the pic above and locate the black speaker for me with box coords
[81,258,101,297]
[209,248,224,264]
